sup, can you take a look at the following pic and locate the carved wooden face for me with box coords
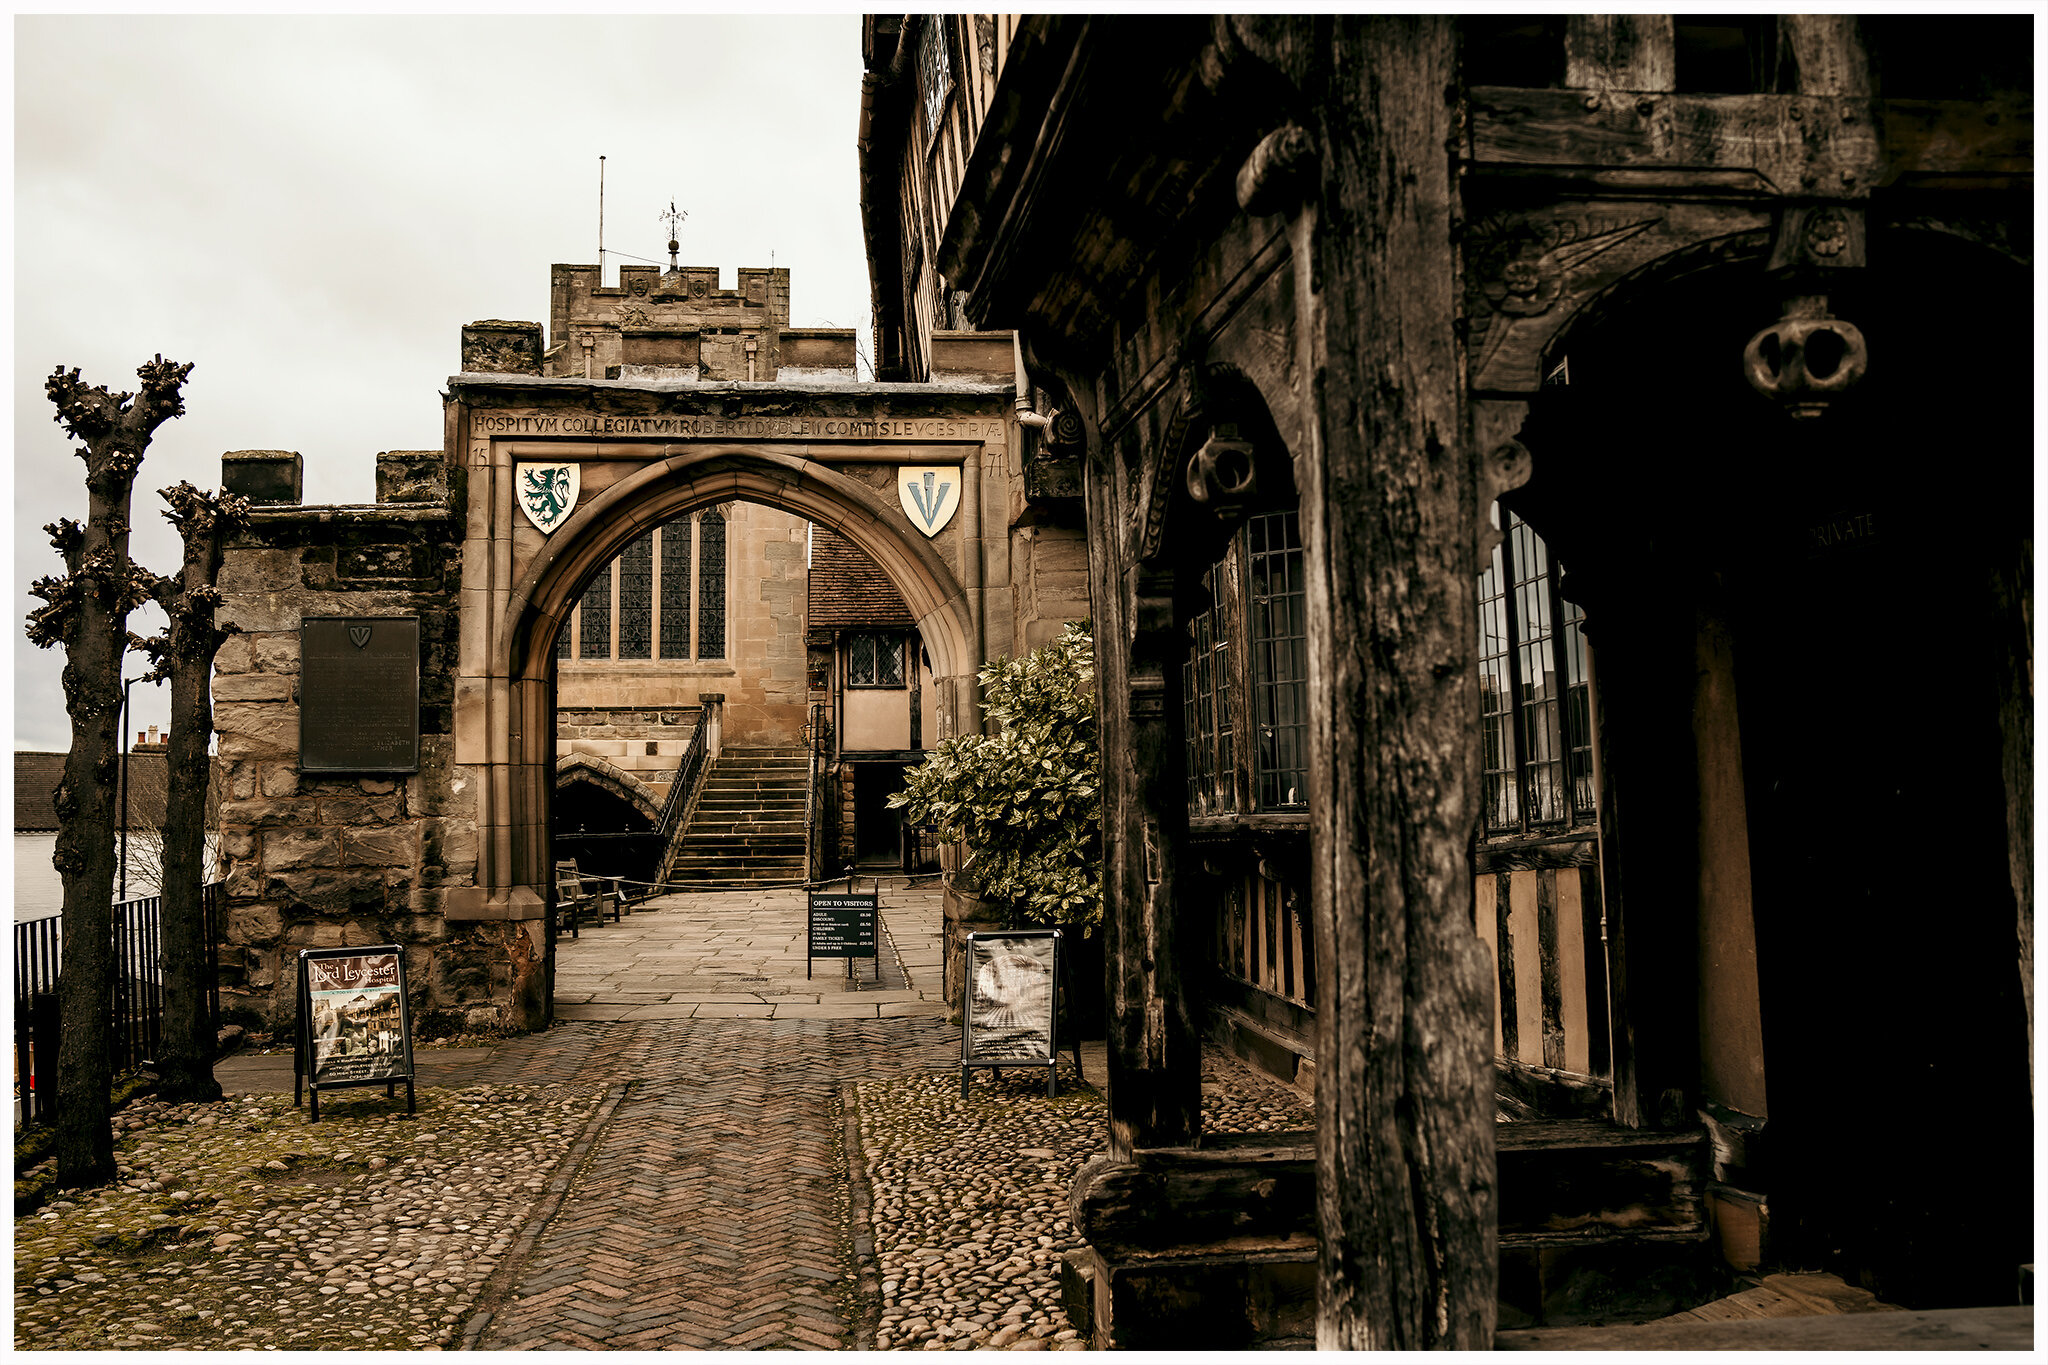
[1186,429,1260,510]
[1742,309,1869,419]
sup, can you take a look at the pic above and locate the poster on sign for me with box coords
[295,946,416,1120]
[961,930,1078,1098]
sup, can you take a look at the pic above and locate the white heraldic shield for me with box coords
[897,466,962,537]
[516,462,581,534]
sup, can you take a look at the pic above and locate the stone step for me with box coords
[685,824,807,838]
[673,862,811,877]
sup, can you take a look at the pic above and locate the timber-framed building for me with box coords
[859,13,2033,1347]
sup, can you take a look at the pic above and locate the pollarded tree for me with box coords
[24,356,196,1186]
[132,481,247,1103]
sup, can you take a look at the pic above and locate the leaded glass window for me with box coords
[1478,541,1518,829]
[697,509,726,660]
[847,633,904,687]
[555,615,572,660]
[659,518,693,659]
[1183,565,1235,816]
[1479,509,1596,835]
[920,17,952,141]
[618,532,653,660]
[579,568,611,659]
[1248,511,1308,810]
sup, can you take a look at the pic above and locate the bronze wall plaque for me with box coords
[299,617,421,773]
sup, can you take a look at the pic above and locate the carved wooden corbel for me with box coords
[1473,399,1535,561]
[1744,204,1870,417]
[1237,124,1316,217]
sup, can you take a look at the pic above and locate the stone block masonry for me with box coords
[210,468,528,1034]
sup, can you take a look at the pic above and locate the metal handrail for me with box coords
[805,701,831,883]
[657,716,709,838]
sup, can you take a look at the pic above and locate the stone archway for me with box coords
[554,753,663,826]
[452,442,984,1001]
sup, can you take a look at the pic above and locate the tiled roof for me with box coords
[15,750,172,832]
[808,527,915,630]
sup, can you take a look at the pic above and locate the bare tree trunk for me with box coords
[1307,19,1497,1348]
[145,482,246,1103]
[25,357,195,1187]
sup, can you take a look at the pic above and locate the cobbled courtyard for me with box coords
[15,881,1312,1351]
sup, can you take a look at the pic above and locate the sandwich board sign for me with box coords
[960,929,1082,1097]
[808,880,879,981]
[294,946,417,1122]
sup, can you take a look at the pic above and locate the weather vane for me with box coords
[661,200,688,273]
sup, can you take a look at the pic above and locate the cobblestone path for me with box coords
[465,1013,954,1349]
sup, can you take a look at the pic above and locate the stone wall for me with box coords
[210,482,527,1034]
[1011,523,1090,653]
[554,707,701,796]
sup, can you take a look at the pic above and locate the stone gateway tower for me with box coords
[209,261,1086,1036]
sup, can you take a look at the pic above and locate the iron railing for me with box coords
[13,883,222,1126]
[805,701,832,883]
[638,713,713,895]
[661,716,709,837]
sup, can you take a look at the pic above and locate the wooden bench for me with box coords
[554,861,618,938]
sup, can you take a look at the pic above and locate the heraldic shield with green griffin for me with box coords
[517,462,581,534]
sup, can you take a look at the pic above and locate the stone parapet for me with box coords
[460,320,543,375]
[222,450,303,505]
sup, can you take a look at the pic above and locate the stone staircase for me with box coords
[664,747,810,887]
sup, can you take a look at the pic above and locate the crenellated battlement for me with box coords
[550,263,790,330]
[536,263,799,381]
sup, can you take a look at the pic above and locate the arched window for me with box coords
[557,510,730,664]
[696,508,727,660]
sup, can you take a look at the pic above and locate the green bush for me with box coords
[889,622,1101,930]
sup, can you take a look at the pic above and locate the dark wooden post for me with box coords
[1305,18,1497,1348]
[1083,416,1201,1158]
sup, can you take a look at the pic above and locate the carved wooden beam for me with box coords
[1468,89,2031,196]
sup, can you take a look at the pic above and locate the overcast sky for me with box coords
[14,14,875,753]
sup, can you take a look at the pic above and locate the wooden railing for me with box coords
[1475,851,1611,1081]
[14,883,222,1125]
[1216,870,1314,1011]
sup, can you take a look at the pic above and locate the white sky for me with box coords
[13,13,876,753]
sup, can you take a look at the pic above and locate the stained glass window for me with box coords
[579,567,611,659]
[555,613,572,660]
[618,532,653,659]
[659,518,693,659]
[696,508,726,660]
